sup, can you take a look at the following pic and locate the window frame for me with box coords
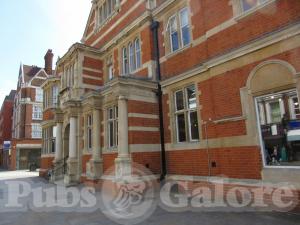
[107,106,118,149]
[135,38,141,69]
[122,46,129,75]
[86,114,93,151]
[174,85,199,143]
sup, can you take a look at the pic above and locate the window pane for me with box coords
[189,111,199,140]
[175,91,184,111]
[177,114,186,142]
[88,128,92,149]
[135,39,141,68]
[241,0,259,11]
[109,108,113,119]
[269,101,281,123]
[129,43,135,72]
[181,26,190,46]
[171,32,179,52]
[180,8,189,26]
[186,85,196,109]
[109,122,114,147]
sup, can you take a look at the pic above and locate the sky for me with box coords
[0,0,91,104]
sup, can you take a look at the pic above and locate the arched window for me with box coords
[135,38,141,69]
[122,47,129,75]
[128,42,135,72]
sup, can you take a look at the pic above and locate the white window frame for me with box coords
[32,104,42,120]
[174,85,199,143]
[179,7,190,47]
[128,42,136,73]
[32,124,42,139]
[135,38,141,69]
[239,0,270,13]
[107,106,118,149]
[122,47,129,75]
[168,15,179,52]
[36,88,43,102]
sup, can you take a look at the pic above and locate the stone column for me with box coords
[115,96,131,179]
[87,109,103,180]
[69,117,77,159]
[64,116,79,185]
[54,123,63,162]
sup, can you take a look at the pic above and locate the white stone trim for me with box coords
[128,113,159,119]
[161,22,300,87]
[129,126,159,132]
[129,144,161,152]
[16,144,42,149]
[82,67,102,73]
[82,74,103,81]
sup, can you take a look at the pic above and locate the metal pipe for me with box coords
[151,20,167,181]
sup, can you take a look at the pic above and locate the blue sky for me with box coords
[0,0,91,103]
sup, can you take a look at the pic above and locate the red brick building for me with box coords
[11,50,54,170]
[0,90,16,169]
[41,0,300,186]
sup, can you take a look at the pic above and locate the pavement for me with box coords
[0,170,299,225]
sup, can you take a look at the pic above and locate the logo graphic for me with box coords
[100,163,158,225]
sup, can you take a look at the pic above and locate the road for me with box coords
[0,170,299,225]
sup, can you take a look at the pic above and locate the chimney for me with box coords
[44,49,54,75]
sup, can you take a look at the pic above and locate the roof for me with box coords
[4,90,16,101]
[22,65,43,82]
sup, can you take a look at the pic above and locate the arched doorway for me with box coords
[248,60,300,167]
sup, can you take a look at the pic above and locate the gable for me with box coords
[82,4,96,43]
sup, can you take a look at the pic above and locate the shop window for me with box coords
[108,106,118,148]
[174,85,199,142]
[256,90,300,166]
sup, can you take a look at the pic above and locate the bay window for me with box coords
[174,85,199,142]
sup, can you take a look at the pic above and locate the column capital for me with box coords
[118,95,127,101]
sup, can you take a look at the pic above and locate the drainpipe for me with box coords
[151,20,167,181]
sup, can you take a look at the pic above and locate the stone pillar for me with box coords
[115,96,131,179]
[69,117,77,159]
[87,109,103,180]
[64,117,79,185]
[54,123,63,162]
[51,123,63,182]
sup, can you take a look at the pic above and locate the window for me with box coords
[36,88,43,102]
[174,85,199,142]
[122,47,129,75]
[32,105,42,120]
[168,16,179,52]
[289,95,300,120]
[52,85,59,106]
[167,7,191,53]
[179,8,190,47]
[32,124,42,139]
[108,106,118,148]
[147,0,156,9]
[86,114,93,150]
[129,42,135,72]
[240,0,268,12]
[135,38,141,69]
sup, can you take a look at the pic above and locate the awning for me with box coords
[287,129,300,142]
